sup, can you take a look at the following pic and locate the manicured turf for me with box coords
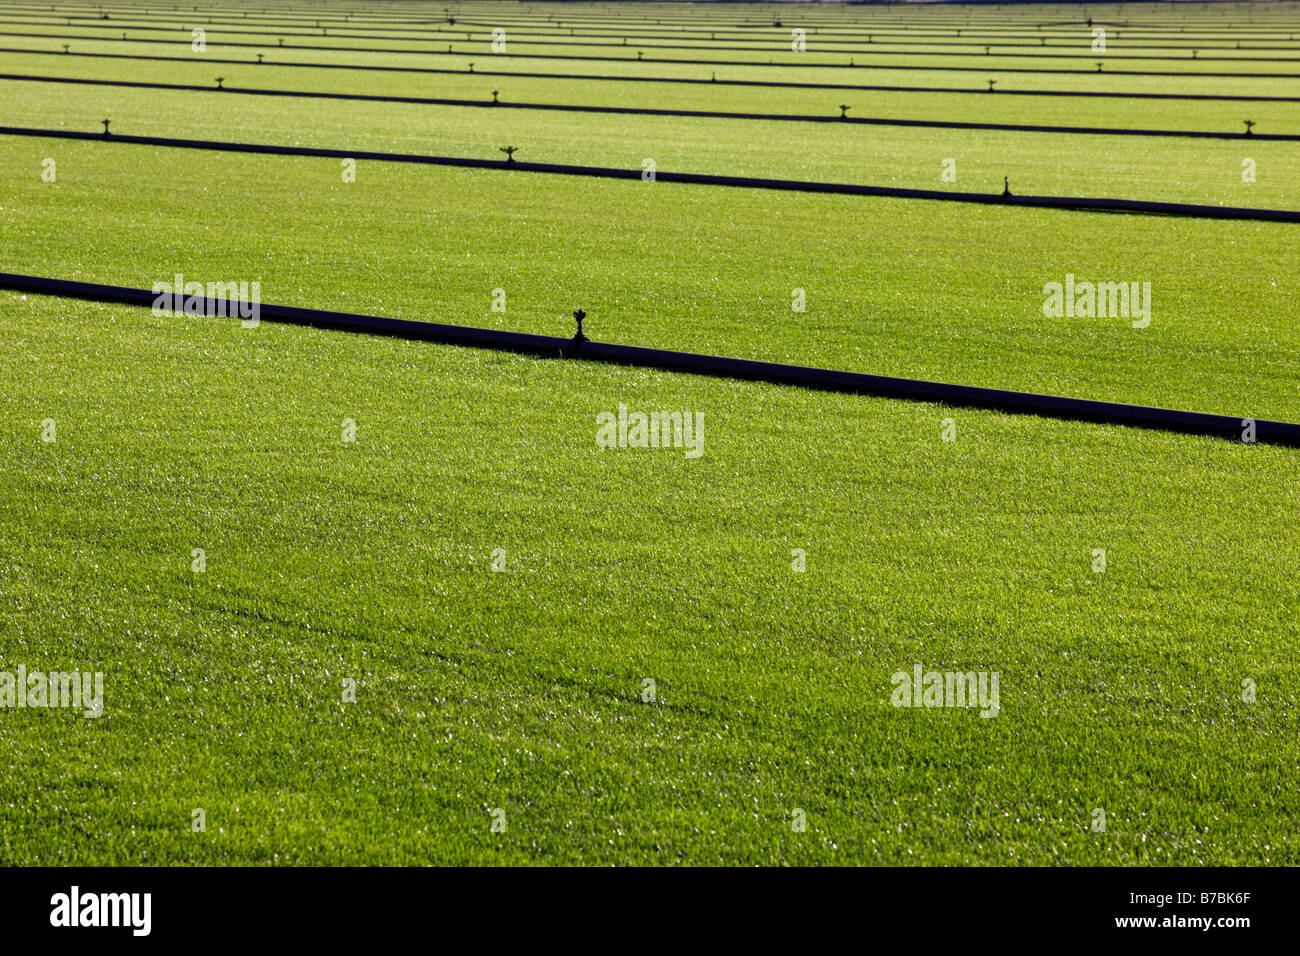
[2,291,1298,865]
[3,138,1297,421]
[2,0,1298,867]
[8,77,1300,207]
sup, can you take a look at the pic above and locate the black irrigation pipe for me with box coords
[29,21,1300,44]
[80,13,1300,33]
[8,72,1298,142]
[5,124,1299,223]
[37,12,1300,39]
[24,10,1300,45]
[27,14,1300,50]
[13,27,1300,68]
[15,21,1300,62]
[14,14,1300,40]
[8,47,1300,102]
[26,8,1300,30]
[11,34,1300,80]
[4,271,1294,448]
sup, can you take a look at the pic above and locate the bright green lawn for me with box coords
[2,0,1298,868]
[4,38,1300,99]
[5,77,1300,206]
[1,291,1297,865]
[5,29,1300,135]
[2,137,1297,421]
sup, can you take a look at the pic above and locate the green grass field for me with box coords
[2,0,1298,867]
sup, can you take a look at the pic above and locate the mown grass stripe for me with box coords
[12,20,1300,63]
[4,271,1294,447]
[10,46,1300,100]
[5,124,1298,221]
[5,72,1295,140]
